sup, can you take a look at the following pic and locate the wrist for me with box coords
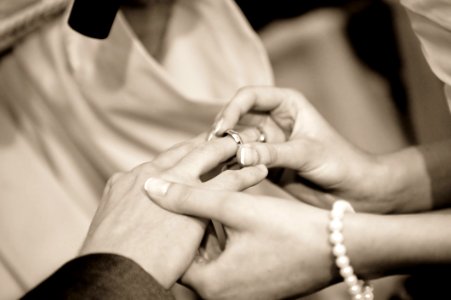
[340,212,382,279]
[328,201,374,298]
[325,201,401,280]
[289,206,341,296]
[376,147,431,213]
[343,212,451,279]
[309,208,343,285]
[343,151,394,213]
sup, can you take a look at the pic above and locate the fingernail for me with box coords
[144,177,170,196]
[213,118,224,136]
[206,130,215,142]
[239,146,257,166]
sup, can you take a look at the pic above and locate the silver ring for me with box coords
[256,126,266,143]
[224,129,243,146]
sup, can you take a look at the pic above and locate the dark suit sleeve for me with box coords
[22,253,175,300]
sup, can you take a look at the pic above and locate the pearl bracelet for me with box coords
[329,200,374,300]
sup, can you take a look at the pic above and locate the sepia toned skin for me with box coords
[81,59,451,300]
[84,0,451,297]
[210,86,451,214]
[81,132,267,289]
[146,178,451,299]
[138,84,451,299]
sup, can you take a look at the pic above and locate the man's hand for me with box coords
[81,133,267,288]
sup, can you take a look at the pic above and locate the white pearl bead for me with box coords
[340,266,354,278]
[345,275,358,286]
[329,218,343,231]
[336,255,350,268]
[352,294,363,300]
[363,285,374,300]
[333,244,346,256]
[363,285,373,292]
[349,284,362,295]
[363,293,374,300]
[330,231,344,244]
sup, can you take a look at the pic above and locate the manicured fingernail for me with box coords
[239,146,257,166]
[206,130,215,142]
[213,118,224,135]
[144,177,170,196]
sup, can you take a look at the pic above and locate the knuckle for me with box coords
[137,166,164,185]
[236,86,258,101]
[283,87,301,98]
[101,171,126,200]
[265,145,278,164]
[283,88,307,106]
[236,86,252,95]
[105,172,125,192]
[108,172,123,185]
[220,170,238,187]
[136,161,158,174]
[170,185,192,212]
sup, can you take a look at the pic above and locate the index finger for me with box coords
[151,134,205,169]
[167,127,263,179]
[214,87,298,136]
[144,178,254,228]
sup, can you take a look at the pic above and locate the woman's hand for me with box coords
[146,179,451,299]
[81,133,267,288]
[210,86,399,213]
[145,179,338,299]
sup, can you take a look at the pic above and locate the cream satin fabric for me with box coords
[401,0,451,111]
[0,0,272,297]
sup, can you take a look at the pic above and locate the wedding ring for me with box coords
[223,129,243,146]
[256,126,266,143]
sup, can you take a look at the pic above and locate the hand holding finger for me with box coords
[144,178,256,228]
[179,192,333,300]
[237,140,315,169]
[151,135,205,169]
[205,165,268,191]
[212,87,302,137]
[172,126,270,179]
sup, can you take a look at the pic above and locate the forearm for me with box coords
[374,139,451,213]
[345,211,451,279]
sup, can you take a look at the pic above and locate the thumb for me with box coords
[238,140,315,170]
[144,178,243,226]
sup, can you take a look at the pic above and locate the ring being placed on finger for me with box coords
[256,126,266,143]
[222,129,242,170]
[223,129,243,146]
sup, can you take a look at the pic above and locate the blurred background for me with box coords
[238,0,451,150]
